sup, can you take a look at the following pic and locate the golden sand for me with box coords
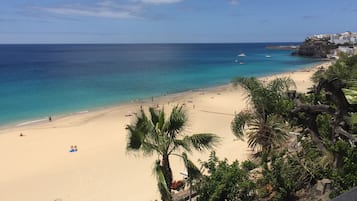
[0,62,331,201]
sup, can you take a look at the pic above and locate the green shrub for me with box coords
[198,152,257,201]
[241,160,258,171]
[330,141,357,198]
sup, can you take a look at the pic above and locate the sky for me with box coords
[0,0,356,44]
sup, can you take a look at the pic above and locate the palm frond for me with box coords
[164,105,187,138]
[126,124,161,155]
[126,125,144,150]
[134,108,153,133]
[140,141,161,156]
[233,77,276,114]
[127,108,157,152]
[186,133,220,151]
[181,152,202,180]
[247,114,288,153]
[232,77,263,92]
[153,160,171,201]
[268,77,296,94]
[158,108,165,130]
[149,107,160,127]
[231,111,252,140]
[170,138,192,153]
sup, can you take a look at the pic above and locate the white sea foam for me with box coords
[76,111,89,114]
[17,118,48,126]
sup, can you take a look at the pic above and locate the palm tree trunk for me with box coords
[162,154,173,199]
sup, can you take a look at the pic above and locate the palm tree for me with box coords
[231,77,294,155]
[232,77,295,118]
[246,113,288,153]
[126,105,219,201]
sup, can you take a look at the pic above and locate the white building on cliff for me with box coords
[329,32,357,45]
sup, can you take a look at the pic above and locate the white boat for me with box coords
[265,55,272,58]
[238,53,246,57]
[239,62,244,65]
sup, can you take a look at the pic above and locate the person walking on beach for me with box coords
[49,116,52,122]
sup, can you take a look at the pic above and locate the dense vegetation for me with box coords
[127,55,357,201]
[197,152,257,201]
[196,55,357,201]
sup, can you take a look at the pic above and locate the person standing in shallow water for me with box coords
[49,116,52,122]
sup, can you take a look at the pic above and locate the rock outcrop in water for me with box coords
[292,38,337,58]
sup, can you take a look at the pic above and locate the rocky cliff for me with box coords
[292,39,337,58]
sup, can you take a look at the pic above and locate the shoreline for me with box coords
[0,61,331,201]
[0,60,329,132]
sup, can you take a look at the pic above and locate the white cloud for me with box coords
[136,0,183,5]
[40,7,137,19]
[31,0,183,19]
[31,0,184,19]
[34,1,144,19]
[228,0,240,5]
[96,0,115,7]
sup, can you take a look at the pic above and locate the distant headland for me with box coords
[292,31,357,58]
[267,32,357,58]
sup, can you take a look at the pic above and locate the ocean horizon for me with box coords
[0,43,321,127]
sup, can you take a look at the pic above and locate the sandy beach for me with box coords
[0,62,331,201]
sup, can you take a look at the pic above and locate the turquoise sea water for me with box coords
[0,43,320,126]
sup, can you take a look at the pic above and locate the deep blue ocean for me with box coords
[0,43,320,126]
